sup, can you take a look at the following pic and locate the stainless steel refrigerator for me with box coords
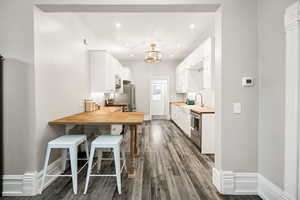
[114,81,136,112]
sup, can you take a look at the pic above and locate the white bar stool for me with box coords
[41,135,89,194]
[84,135,127,195]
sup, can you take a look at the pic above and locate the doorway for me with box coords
[150,78,169,120]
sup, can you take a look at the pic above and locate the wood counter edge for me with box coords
[48,121,145,125]
[191,109,215,115]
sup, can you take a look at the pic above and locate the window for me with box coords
[152,84,161,101]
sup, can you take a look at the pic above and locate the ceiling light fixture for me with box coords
[115,22,122,29]
[144,44,162,64]
[189,24,195,29]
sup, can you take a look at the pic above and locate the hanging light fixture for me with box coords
[144,43,162,63]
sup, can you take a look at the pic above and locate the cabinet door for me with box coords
[187,69,202,93]
[176,68,182,93]
[171,104,175,120]
[201,114,215,154]
[90,51,107,93]
[106,54,116,92]
[176,67,188,93]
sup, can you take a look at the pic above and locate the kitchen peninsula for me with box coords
[49,107,144,177]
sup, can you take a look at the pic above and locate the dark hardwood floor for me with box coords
[3,120,261,200]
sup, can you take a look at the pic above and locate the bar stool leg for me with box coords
[113,146,121,194]
[84,140,89,159]
[97,149,103,171]
[84,145,95,194]
[40,146,51,193]
[61,149,68,171]
[121,147,127,172]
[69,147,78,194]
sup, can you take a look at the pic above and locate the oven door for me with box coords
[191,113,202,151]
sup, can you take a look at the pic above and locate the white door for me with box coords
[151,79,168,118]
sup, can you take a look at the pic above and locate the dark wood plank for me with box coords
[3,120,261,200]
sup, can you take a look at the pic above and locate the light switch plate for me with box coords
[233,103,241,114]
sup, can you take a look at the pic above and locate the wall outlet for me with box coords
[242,77,254,87]
[233,103,241,114]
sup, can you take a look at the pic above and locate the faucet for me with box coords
[197,93,204,107]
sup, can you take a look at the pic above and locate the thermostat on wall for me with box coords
[242,77,254,87]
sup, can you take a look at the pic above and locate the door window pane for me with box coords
[152,84,161,101]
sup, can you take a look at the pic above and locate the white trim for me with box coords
[149,76,170,119]
[2,157,63,196]
[284,2,300,200]
[258,174,292,200]
[144,114,151,121]
[213,168,295,200]
[212,168,257,195]
[2,175,25,196]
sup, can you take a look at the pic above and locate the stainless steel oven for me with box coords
[191,112,202,151]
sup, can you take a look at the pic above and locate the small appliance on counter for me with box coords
[186,99,195,105]
[85,99,98,112]
[105,93,115,106]
[105,98,115,106]
[186,92,196,105]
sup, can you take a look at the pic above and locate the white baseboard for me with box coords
[212,168,257,195]
[2,157,63,196]
[258,174,293,200]
[213,168,293,200]
[144,114,151,121]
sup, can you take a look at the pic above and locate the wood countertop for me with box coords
[169,102,189,106]
[170,102,215,114]
[191,107,215,115]
[49,106,144,125]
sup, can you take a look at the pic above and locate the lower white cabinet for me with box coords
[201,114,215,154]
[170,104,191,137]
[171,104,215,154]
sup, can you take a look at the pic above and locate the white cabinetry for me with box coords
[171,104,191,137]
[176,67,188,93]
[89,50,124,93]
[176,37,213,93]
[121,67,132,82]
[202,114,215,154]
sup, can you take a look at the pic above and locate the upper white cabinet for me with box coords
[89,50,123,93]
[176,37,213,93]
[121,67,132,82]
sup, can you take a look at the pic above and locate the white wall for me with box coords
[257,0,296,189]
[3,1,291,196]
[216,0,258,173]
[34,9,91,170]
[0,0,37,174]
[121,61,183,118]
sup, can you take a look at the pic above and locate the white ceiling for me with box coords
[74,12,215,62]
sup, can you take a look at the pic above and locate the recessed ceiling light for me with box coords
[115,22,122,29]
[189,24,196,29]
[130,54,135,57]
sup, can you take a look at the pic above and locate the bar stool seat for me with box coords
[41,135,89,194]
[48,135,87,147]
[92,135,123,146]
[84,135,127,195]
